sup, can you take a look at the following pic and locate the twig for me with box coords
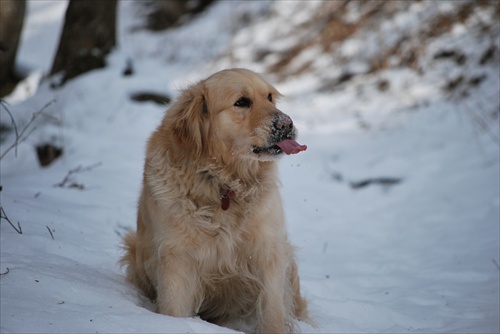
[0,268,9,276]
[0,207,22,234]
[46,226,55,240]
[0,99,56,160]
[0,101,19,154]
[54,162,103,189]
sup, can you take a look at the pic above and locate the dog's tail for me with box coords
[119,231,136,269]
[120,232,156,300]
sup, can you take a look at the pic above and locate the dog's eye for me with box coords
[234,97,252,108]
[268,93,272,102]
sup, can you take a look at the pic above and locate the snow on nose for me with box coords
[273,114,294,132]
[272,113,307,155]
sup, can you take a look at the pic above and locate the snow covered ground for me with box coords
[1,1,499,333]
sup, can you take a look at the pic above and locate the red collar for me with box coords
[220,188,237,210]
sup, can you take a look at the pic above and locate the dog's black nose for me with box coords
[272,113,295,141]
[273,114,294,131]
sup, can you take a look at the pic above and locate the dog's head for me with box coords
[165,68,306,164]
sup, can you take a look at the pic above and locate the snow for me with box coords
[1,0,499,333]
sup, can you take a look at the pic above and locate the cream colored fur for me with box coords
[121,69,311,333]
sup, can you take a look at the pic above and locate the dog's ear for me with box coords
[167,81,209,158]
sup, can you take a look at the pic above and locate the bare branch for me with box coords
[0,101,19,155]
[54,162,103,189]
[0,99,56,160]
[0,207,23,234]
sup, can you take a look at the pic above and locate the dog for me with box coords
[121,68,310,333]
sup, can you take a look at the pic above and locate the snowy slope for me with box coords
[1,1,499,333]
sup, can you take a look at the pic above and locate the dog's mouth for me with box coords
[252,113,307,157]
[252,139,307,156]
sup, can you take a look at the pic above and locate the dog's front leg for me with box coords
[256,256,288,333]
[156,255,199,317]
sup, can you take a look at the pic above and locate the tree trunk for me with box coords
[0,0,26,97]
[144,0,215,31]
[50,0,117,85]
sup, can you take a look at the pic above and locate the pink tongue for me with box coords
[276,139,307,155]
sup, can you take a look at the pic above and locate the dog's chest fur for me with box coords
[145,147,285,318]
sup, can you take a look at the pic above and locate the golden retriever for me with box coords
[121,68,310,333]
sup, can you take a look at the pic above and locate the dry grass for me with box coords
[263,0,499,79]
